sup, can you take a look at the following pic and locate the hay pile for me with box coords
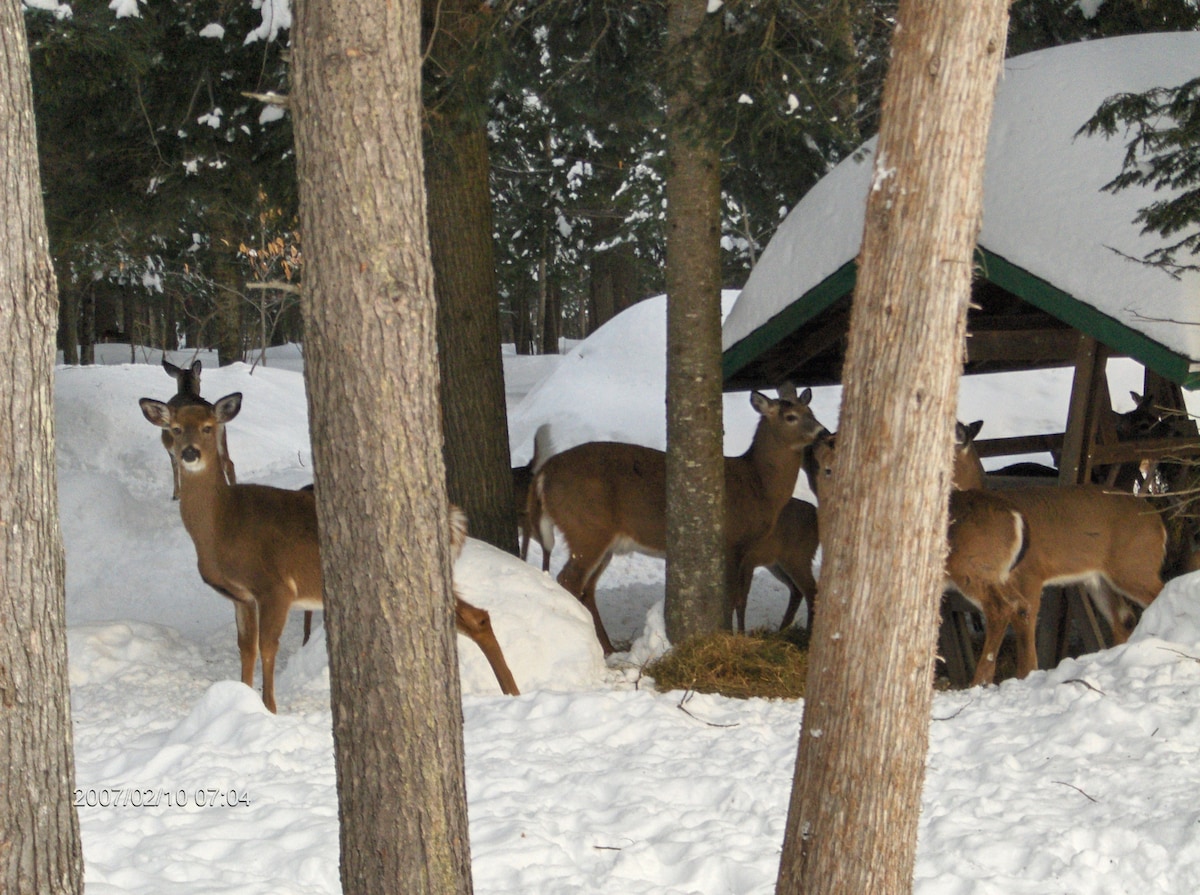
[646,628,810,700]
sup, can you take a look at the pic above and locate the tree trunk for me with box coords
[540,277,561,354]
[80,282,94,365]
[663,0,727,642]
[424,0,519,554]
[512,277,534,355]
[0,1,85,889]
[776,3,1010,893]
[291,2,474,893]
[210,225,244,366]
[58,266,78,365]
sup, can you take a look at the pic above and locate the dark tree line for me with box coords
[23,0,1199,365]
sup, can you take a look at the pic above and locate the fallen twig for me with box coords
[932,697,974,722]
[1053,781,1098,803]
[1160,647,1200,664]
[676,689,740,728]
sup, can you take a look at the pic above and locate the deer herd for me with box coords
[141,360,1176,711]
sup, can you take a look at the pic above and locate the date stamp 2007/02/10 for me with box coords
[73,787,251,809]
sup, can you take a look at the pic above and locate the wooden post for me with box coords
[1058,335,1107,485]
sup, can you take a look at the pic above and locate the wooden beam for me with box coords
[965,327,1079,364]
[1088,435,1200,464]
[1058,335,1106,485]
[973,433,1064,458]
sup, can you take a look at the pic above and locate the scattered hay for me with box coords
[646,628,810,700]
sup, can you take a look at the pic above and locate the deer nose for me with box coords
[181,446,200,463]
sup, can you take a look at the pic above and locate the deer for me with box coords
[514,424,553,572]
[160,359,236,499]
[139,392,519,711]
[951,419,1166,680]
[527,385,827,654]
[743,497,820,631]
[806,432,1032,687]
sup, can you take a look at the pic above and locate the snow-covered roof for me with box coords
[722,32,1200,388]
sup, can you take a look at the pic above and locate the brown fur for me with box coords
[140,394,519,710]
[958,421,1166,679]
[529,386,826,654]
[160,359,235,499]
[810,433,1031,687]
[744,498,820,630]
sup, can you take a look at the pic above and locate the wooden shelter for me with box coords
[720,33,1200,683]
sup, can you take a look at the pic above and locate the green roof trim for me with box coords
[977,248,1200,389]
[721,258,857,382]
[722,247,1200,389]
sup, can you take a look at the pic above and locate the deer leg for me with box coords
[558,550,616,655]
[774,560,817,630]
[455,597,520,696]
[256,594,292,714]
[301,611,313,645]
[1088,581,1134,645]
[773,568,803,630]
[969,593,1013,687]
[1010,597,1040,680]
[234,600,259,691]
[729,560,756,634]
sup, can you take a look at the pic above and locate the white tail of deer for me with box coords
[955,421,1166,682]
[528,385,826,654]
[139,393,519,711]
[161,359,235,499]
[808,433,1031,687]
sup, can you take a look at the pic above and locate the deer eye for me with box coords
[171,426,183,436]
[202,425,214,434]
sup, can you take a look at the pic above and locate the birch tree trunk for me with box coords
[291,1,473,892]
[776,2,1011,892]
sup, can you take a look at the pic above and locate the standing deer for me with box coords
[528,385,826,654]
[743,498,820,631]
[952,420,1166,681]
[806,433,1031,687]
[160,359,236,499]
[139,392,519,711]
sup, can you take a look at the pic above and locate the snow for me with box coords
[56,290,1200,891]
[723,32,1200,369]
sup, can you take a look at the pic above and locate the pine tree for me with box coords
[1080,74,1200,274]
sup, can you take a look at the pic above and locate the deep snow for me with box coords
[55,299,1200,893]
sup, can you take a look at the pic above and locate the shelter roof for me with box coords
[722,32,1200,390]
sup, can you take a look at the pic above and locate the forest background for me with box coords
[26,0,1200,369]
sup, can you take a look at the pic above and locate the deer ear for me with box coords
[162,358,181,377]
[750,391,771,415]
[796,387,812,406]
[139,398,170,428]
[190,360,202,376]
[214,393,243,423]
[956,419,983,445]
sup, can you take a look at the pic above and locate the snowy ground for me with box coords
[57,300,1200,893]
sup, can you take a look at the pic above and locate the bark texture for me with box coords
[777,2,1011,893]
[663,0,728,642]
[291,2,473,893]
[424,0,518,554]
[0,0,85,890]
